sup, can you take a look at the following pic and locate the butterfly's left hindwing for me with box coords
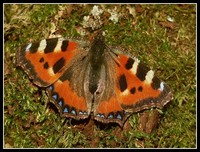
[46,49,95,119]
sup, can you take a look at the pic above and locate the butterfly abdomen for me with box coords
[88,37,107,94]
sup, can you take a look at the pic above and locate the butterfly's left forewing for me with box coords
[17,38,88,87]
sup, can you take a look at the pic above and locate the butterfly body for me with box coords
[17,32,173,127]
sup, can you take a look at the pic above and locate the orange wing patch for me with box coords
[17,38,80,87]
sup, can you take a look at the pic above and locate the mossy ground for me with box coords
[4,4,196,148]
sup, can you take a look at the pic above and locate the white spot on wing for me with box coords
[25,43,32,52]
[38,39,47,52]
[121,89,129,96]
[145,70,154,84]
[48,68,55,76]
[130,58,140,75]
[160,82,164,91]
[54,38,65,52]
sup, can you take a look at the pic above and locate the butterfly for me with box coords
[16,32,173,127]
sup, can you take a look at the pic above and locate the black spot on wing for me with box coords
[61,40,69,52]
[125,57,134,70]
[29,43,40,53]
[130,87,136,94]
[44,38,58,54]
[151,76,161,90]
[138,86,143,92]
[119,74,127,92]
[53,57,65,74]
[43,62,49,69]
[39,57,44,63]
[136,63,150,81]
